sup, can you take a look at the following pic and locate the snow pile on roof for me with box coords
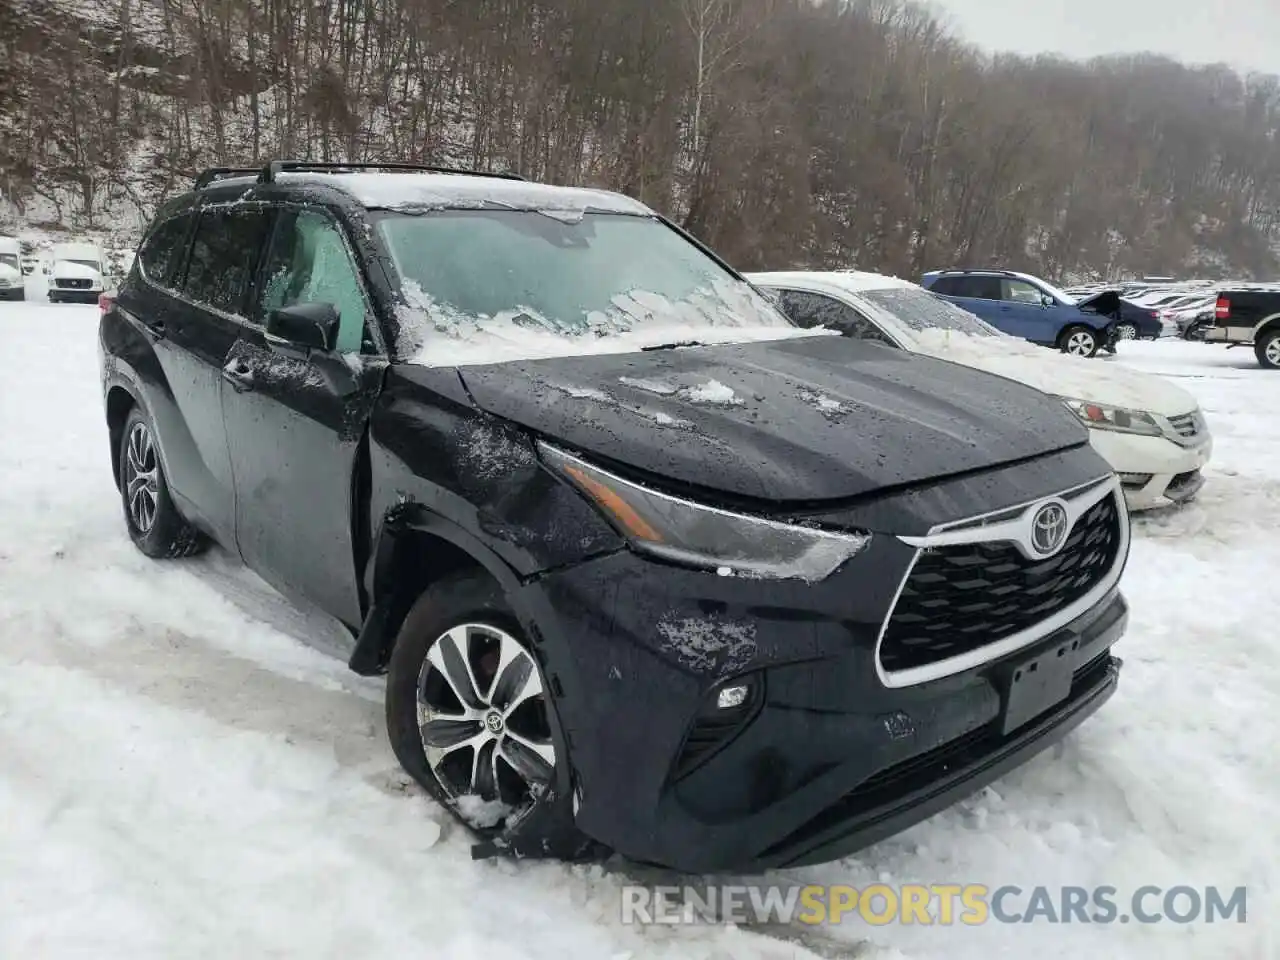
[278,172,652,217]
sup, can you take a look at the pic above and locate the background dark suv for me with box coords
[99,161,1129,873]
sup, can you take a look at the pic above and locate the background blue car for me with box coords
[921,269,1120,357]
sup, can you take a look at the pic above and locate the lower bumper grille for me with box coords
[56,278,92,290]
[758,652,1119,863]
[880,493,1122,674]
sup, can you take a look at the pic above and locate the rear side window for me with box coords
[182,207,272,316]
[138,214,193,286]
[774,289,896,344]
[929,276,962,296]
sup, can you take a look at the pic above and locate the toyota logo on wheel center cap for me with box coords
[484,712,504,734]
[1030,501,1070,556]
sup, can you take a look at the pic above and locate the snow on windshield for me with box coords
[860,288,1004,337]
[380,210,828,366]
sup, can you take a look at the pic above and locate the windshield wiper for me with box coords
[641,340,704,351]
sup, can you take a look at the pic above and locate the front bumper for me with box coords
[1087,428,1212,510]
[521,539,1126,874]
[49,287,102,303]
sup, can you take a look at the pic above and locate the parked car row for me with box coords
[0,236,115,303]
[99,162,1195,875]
[0,235,24,300]
[751,272,1211,510]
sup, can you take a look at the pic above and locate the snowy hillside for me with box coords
[4,0,1280,278]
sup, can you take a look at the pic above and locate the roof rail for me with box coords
[932,267,1019,277]
[193,167,263,190]
[257,160,526,183]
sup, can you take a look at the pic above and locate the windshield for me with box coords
[861,288,1004,337]
[62,259,101,271]
[0,254,17,270]
[376,210,796,362]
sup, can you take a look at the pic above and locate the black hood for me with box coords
[454,336,1088,503]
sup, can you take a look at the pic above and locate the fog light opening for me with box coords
[1118,472,1153,488]
[717,684,750,710]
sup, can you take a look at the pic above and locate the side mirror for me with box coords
[1040,294,1054,308]
[42,264,50,275]
[265,302,340,356]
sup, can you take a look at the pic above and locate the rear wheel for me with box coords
[1256,328,1280,369]
[1058,325,1100,358]
[386,573,593,859]
[1115,322,1138,340]
[118,405,208,558]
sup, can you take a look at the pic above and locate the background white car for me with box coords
[0,236,24,301]
[46,242,107,304]
[749,270,1213,511]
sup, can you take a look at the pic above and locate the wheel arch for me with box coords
[105,383,140,491]
[1252,313,1280,338]
[348,504,530,676]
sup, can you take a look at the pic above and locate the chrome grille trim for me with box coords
[874,474,1129,688]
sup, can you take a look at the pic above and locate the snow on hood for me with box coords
[909,329,1199,416]
[52,260,103,281]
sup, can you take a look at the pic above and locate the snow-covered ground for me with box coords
[0,301,1275,959]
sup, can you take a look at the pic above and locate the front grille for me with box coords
[56,278,92,290]
[1166,411,1204,442]
[880,493,1122,674]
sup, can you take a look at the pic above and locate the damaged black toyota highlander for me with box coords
[99,162,1129,873]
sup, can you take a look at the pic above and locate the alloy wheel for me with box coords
[124,422,159,534]
[417,623,556,829]
[1065,331,1096,356]
[1266,337,1280,367]
[1116,323,1138,340]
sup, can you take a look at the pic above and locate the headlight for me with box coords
[538,442,870,581]
[1058,397,1162,436]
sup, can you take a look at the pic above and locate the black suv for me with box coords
[99,162,1130,873]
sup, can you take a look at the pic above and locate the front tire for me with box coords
[386,573,592,859]
[1256,328,1280,369]
[1059,324,1100,358]
[118,405,208,558]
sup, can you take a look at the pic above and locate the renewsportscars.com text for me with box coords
[620,883,1247,927]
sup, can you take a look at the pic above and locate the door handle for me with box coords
[141,319,166,341]
[221,359,256,392]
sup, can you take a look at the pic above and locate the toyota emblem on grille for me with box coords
[1030,502,1070,556]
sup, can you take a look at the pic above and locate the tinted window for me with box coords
[258,209,369,353]
[932,275,1002,299]
[183,207,272,315]
[774,289,896,344]
[964,276,1003,300]
[139,215,193,285]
